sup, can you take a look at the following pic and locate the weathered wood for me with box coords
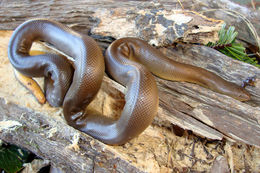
[0,98,144,173]
[0,0,223,46]
[197,0,260,46]
[1,0,259,47]
[0,0,183,31]
[155,45,260,147]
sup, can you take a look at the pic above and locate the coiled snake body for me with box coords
[8,19,250,145]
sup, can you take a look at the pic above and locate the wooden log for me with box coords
[0,98,144,173]
[194,0,260,46]
[0,0,222,46]
[1,0,259,47]
[155,45,260,147]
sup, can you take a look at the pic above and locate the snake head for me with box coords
[229,85,251,102]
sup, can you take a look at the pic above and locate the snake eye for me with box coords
[119,43,130,57]
[237,90,251,102]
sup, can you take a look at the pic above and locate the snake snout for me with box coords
[238,90,251,102]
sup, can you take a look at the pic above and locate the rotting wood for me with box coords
[155,45,260,147]
[0,0,223,46]
[0,98,144,173]
[1,0,259,47]
[195,0,260,46]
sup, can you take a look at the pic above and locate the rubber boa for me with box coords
[108,38,251,102]
[8,19,250,145]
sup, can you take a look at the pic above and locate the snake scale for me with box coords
[8,19,250,145]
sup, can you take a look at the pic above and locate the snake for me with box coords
[8,19,250,145]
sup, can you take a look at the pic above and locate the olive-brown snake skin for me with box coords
[8,19,250,145]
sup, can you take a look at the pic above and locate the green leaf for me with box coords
[228,31,238,43]
[225,47,243,61]
[0,145,30,173]
[228,47,247,56]
[206,23,260,68]
[231,43,246,52]
[225,26,235,43]
[206,42,214,47]
[218,23,226,42]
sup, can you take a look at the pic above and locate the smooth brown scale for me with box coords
[8,19,251,146]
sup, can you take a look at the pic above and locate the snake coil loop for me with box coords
[8,19,250,145]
